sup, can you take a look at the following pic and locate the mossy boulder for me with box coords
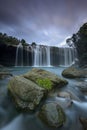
[8,76,47,111]
[38,102,66,127]
[62,67,87,78]
[23,68,68,88]
[8,68,68,111]
[36,78,52,90]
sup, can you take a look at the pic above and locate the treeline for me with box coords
[66,23,87,66]
[0,32,29,46]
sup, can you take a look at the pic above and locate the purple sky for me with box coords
[0,0,87,46]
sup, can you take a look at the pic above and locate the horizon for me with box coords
[0,0,87,46]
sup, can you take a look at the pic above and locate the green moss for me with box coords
[36,78,52,90]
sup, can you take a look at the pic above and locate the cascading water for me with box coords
[15,43,77,67]
[26,46,29,66]
[34,45,51,67]
[33,46,40,67]
[59,47,76,67]
[46,46,51,66]
[15,43,23,66]
[26,45,33,66]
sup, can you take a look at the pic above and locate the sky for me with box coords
[0,0,87,46]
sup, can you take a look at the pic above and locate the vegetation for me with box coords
[66,23,87,66]
[31,42,37,46]
[0,32,28,46]
[21,39,29,46]
[36,78,52,90]
[0,32,20,45]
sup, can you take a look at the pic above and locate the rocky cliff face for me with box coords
[66,23,87,66]
[0,43,16,66]
[0,43,33,66]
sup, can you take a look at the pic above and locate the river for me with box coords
[0,67,87,130]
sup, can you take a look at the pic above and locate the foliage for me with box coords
[66,23,87,65]
[31,42,36,46]
[36,78,52,90]
[21,39,26,44]
[0,32,20,45]
[21,39,28,46]
[0,32,28,46]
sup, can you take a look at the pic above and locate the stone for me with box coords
[62,66,87,78]
[0,72,13,79]
[8,76,46,111]
[57,91,81,101]
[23,68,68,88]
[57,92,71,99]
[76,81,87,94]
[8,68,68,111]
[38,102,65,127]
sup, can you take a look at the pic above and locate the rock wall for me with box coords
[0,43,16,66]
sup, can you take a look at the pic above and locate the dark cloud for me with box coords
[0,0,87,45]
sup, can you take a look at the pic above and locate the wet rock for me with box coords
[23,68,68,88]
[8,69,68,111]
[76,82,87,94]
[57,92,71,99]
[79,117,87,130]
[62,66,87,78]
[0,72,13,79]
[0,43,17,66]
[57,98,73,108]
[38,102,66,127]
[57,91,81,101]
[8,76,47,111]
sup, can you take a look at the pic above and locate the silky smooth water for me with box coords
[0,67,87,130]
[34,46,51,67]
[15,44,77,67]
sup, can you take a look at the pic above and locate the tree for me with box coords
[0,32,19,45]
[21,39,25,43]
[31,42,36,46]
[66,23,87,66]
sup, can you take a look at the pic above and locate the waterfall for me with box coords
[29,45,34,66]
[26,45,33,66]
[34,45,40,66]
[15,43,77,67]
[46,46,51,66]
[59,47,76,67]
[34,45,51,67]
[26,46,29,66]
[15,43,23,66]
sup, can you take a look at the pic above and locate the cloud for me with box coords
[0,0,87,45]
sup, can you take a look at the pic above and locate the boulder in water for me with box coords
[62,66,87,78]
[8,68,68,111]
[0,72,13,79]
[57,92,71,99]
[23,68,68,89]
[38,102,66,127]
[76,81,87,94]
[57,91,81,102]
[8,76,47,111]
